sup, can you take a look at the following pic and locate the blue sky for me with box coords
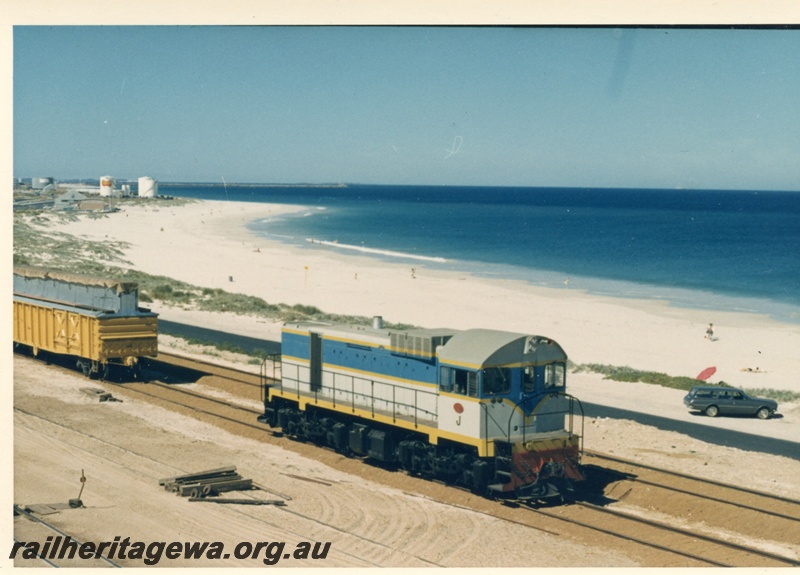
[12,26,800,190]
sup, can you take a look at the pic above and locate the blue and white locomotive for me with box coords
[260,317,585,500]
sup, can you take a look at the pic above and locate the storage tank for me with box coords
[32,177,55,189]
[100,176,115,197]
[138,176,159,198]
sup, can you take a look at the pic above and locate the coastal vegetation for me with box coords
[571,363,799,403]
[13,206,415,328]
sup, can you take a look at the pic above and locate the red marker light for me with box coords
[454,403,464,414]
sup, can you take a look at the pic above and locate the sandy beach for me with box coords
[50,198,800,393]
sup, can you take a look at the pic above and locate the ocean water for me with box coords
[160,184,800,324]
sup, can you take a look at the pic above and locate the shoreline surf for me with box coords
[246,207,800,326]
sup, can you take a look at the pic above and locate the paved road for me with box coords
[159,321,798,461]
[582,403,798,461]
[159,319,281,356]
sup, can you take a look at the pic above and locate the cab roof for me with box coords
[438,329,566,369]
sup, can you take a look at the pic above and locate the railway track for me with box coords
[531,501,798,567]
[148,351,268,387]
[13,505,122,568]
[14,350,800,567]
[130,353,800,567]
[13,406,442,568]
[584,450,800,522]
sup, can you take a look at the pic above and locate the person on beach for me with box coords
[705,323,714,341]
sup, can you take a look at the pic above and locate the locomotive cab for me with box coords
[436,330,583,500]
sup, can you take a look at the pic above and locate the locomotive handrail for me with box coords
[259,353,281,405]
[503,391,585,446]
[562,393,586,453]
[277,367,438,422]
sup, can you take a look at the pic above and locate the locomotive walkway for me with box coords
[159,320,799,461]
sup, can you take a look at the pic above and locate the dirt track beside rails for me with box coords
[12,353,800,568]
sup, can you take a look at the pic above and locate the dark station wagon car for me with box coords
[684,386,778,419]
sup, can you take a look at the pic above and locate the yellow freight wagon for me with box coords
[13,266,158,379]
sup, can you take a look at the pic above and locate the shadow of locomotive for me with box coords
[571,463,638,506]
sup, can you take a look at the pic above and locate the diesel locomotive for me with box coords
[260,317,585,500]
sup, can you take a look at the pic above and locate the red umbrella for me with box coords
[696,366,717,381]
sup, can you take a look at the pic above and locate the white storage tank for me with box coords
[138,176,159,198]
[32,177,55,189]
[100,175,116,197]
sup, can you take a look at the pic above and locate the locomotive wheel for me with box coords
[705,405,719,417]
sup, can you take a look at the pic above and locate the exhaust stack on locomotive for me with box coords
[260,321,584,500]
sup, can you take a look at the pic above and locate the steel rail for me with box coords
[570,502,799,567]
[149,352,267,388]
[533,503,730,567]
[619,475,800,523]
[13,538,60,568]
[585,450,800,506]
[12,406,420,568]
[119,383,268,431]
[13,505,122,568]
[17,351,797,568]
[130,382,749,567]
[143,380,263,415]
[144,354,800,567]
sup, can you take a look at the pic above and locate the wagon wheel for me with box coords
[77,359,92,378]
[705,405,719,418]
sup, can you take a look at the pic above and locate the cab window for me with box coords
[482,367,511,395]
[441,367,478,397]
[439,367,453,392]
[522,366,536,393]
[544,364,565,390]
